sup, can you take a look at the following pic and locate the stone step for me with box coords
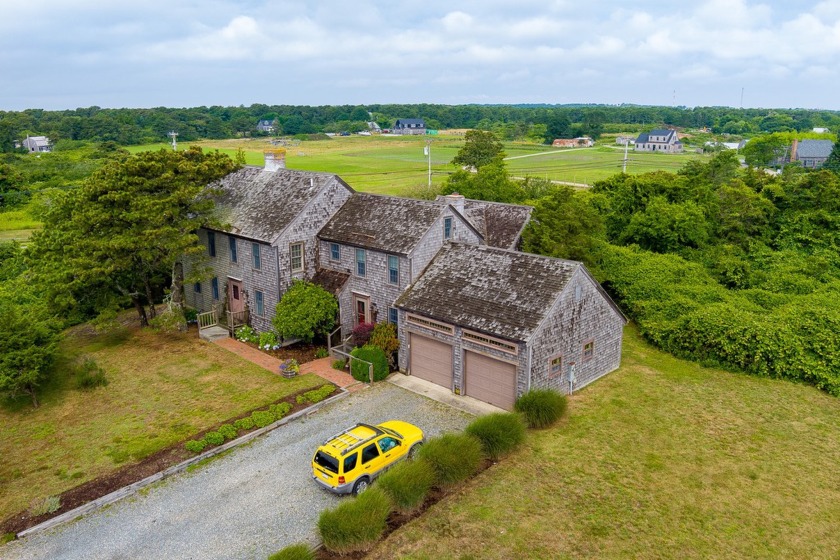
[199,326,230,342]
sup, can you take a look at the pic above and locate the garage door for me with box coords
[409,334,453,389]
[464,351,517,410]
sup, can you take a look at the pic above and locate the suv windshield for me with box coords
[314,451,339,473]
[380,426,403,439]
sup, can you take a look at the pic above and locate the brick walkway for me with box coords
[212,337,364,392]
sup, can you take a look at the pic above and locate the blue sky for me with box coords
[1,0,839,111]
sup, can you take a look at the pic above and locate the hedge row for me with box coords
[184,401,295,454]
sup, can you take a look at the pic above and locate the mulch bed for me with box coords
[0,384,336,539]
[314,459,495,559]
[243,341,323,364]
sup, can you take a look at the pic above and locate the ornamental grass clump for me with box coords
[376,458,435,514]
[318,487,392,554]
[417,433,483,488]
[465,412,526,460]
[514,389,568,429]
[267,543,315,560]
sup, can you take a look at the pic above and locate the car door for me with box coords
[359,441,385,478]
[377,436,406,467]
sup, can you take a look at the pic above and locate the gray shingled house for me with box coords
[394,243,627,409]
[792,139,834,169]
[184,164,354,333]
[393,119,426,135]
[316,193,484,337]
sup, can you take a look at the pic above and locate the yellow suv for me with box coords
[312,421,425,495]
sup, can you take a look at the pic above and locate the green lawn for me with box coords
[367,326,840,560]
[0,323,324,521]
[126,137,707,194]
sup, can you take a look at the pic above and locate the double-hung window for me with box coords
[255,290,264,316]
[387,255,399,285]
[229,236,237,263]
[211,278,219,300]
[330,243,340,261]
[549,355,562,378]
[355,248,366,277]
[290,242,304,273]
[252,243,261,270]
[583,341,594,361]
[388,307,398,334]
[207,231,216,257]
[443,216,453,240]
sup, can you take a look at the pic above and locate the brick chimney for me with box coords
[790,139,798,162]
[263,149,286,172]
[444,192,465,214]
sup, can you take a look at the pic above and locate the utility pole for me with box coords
[622,140,629,173]
[424,140,432,187]
[168,131,178,151]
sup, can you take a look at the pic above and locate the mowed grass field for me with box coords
[0,322,325,522]
[127,135,708,194]
[367,326,840,560]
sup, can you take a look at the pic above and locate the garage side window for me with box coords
[583,340,594,361]
[361,442,379,464]
[549,354,563,378]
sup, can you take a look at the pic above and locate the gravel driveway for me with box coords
[2,383,473,560]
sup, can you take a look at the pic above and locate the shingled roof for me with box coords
[396,244,589,342]
[210,167,352,243]
[796,139,834,159]
[459,200,532,249]
[318,193,475,254]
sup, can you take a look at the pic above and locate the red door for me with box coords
[353,295,370,325]
[228,279,244,313]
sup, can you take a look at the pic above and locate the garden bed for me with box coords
[0,383,336,539]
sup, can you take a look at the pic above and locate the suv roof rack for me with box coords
[323,423,383,456]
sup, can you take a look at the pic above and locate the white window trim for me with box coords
[582,339,595,362]
[387,254,399,285]
[329,242,341,262]
[355,248,366,277]
[290,241,304,273]
[549,353,563,379]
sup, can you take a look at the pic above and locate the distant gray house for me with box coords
[21,135,51,153]
[393,119,426,135]
[792,139,834,169]
[634,129,683,153]
[395,244,627,409]
[188,155,625,410]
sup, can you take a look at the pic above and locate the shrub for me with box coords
[270,402,293,418]
[350,345,389,382]
[259,331,279,351]
[315,347,330,359]
[351,322,375,347]
[465,413,526,460]
[377,458,435,513]
[272,280,338,342]
[203,431,224,446]
[417,433,483,487]
[74,358,109,390]
[29,495,61,516]
[267,543,315,560]
[183,307,198,324]
[369,323,400,368]
[234,417,255,431]
[318,487,392,554]
[148,308,187,333]
[185,440,206,453]
[235,325,259,344]
[332,359,346,370]
[515,389,568,429]
[251,410,275,428]
[296,384,336,404]
[218,424,238,441]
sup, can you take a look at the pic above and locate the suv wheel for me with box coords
[408,443,422,460]
[352,477,369,495]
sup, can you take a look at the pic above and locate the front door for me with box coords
[228,279,244,313]
[353,294,370,325]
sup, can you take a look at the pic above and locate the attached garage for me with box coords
[464,351,517,410]
[409,333,453,389]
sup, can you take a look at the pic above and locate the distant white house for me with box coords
[256,119,277,133]
[21,136,51,153]
[813,127,830,134]
[366,121,381,133]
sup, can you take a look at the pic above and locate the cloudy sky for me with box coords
[2,1,839,111]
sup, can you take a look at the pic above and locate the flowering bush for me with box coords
[235,325,259,344]
[279,358,300,377]
[259,331,280,351]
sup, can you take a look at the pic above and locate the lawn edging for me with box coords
[16,389,351,540]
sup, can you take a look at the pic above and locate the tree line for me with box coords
[3,103,839,150]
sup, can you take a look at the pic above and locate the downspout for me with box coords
[526,344,533,393]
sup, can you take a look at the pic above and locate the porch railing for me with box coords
[197,310,218,330]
